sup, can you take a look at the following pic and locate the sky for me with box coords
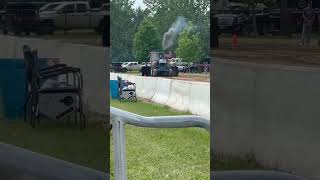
[133,0,146,9]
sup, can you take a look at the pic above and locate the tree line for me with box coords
[111,0,210,63]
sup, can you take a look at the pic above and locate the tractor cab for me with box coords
[149,51,179,77]
[150,51,165,64]
[149,51,169,76]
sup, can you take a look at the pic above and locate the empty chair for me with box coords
[23,45,87,128]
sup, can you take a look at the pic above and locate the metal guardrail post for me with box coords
[112,117,127,180]
[111,107,210,180]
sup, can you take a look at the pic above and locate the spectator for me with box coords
[232,17,241,36]
[159,54,165,66]
[232,17,240,48]
[204,62,209,75]
[300,1,315,46]
[212,17,220,48]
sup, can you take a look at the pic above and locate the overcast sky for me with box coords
[133,0,146,9]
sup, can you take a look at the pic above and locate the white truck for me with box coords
[121,62,140,71]
[38,1,108,34]
[169,58,182,65]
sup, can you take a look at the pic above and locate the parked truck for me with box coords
[38,1,109,34]
[121,62,140,71]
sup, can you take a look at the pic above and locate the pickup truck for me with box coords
[121,62,140,71]
[38,1,109,34]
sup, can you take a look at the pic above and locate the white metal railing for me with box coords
[111,106,210,180]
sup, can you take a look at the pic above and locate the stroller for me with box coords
[117,76,137,102]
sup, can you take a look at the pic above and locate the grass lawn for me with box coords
[0,115,108,172]
[110,100,210,180]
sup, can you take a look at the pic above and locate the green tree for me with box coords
[111,0,150,62]
[144,0,209,58]
[112,0,209,62]
[175,23,205,62]
[133,19,161,62]
[133,7,150,32]
[144,0,209,37]
[111,0,135,62]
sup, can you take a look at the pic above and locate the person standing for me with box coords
[212,17,220,48]
[204,62,209,75]
[232,17,241,48]
[301,1,315,46]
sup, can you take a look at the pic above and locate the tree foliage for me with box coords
[145,0,210,59]
[144,0,209,37]
[111,0,135,62]
[111,0,149,62]
[112,0,209,62]
[133,19,161,62]
[175,23,205,62]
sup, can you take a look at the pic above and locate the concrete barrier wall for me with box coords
[0,35,108,115]
[152,78,172,105]
[111,73,210,120]
[189,82,210,119]
[139,76,157,100]
[166,80,191,112]
[212,58,320,179]
[133,76,143,97]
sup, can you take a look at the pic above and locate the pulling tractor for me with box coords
[149,51,178,77]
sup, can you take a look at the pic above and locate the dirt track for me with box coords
[213,37,320,67]
[169,73,210,82]
[127,71,210,82]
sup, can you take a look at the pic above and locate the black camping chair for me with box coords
[23,45,87,128]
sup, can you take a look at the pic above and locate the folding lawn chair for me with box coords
[117,76,137,102]
[23,45,87,128]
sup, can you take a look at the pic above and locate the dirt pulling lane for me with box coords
[213,37,320,67]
